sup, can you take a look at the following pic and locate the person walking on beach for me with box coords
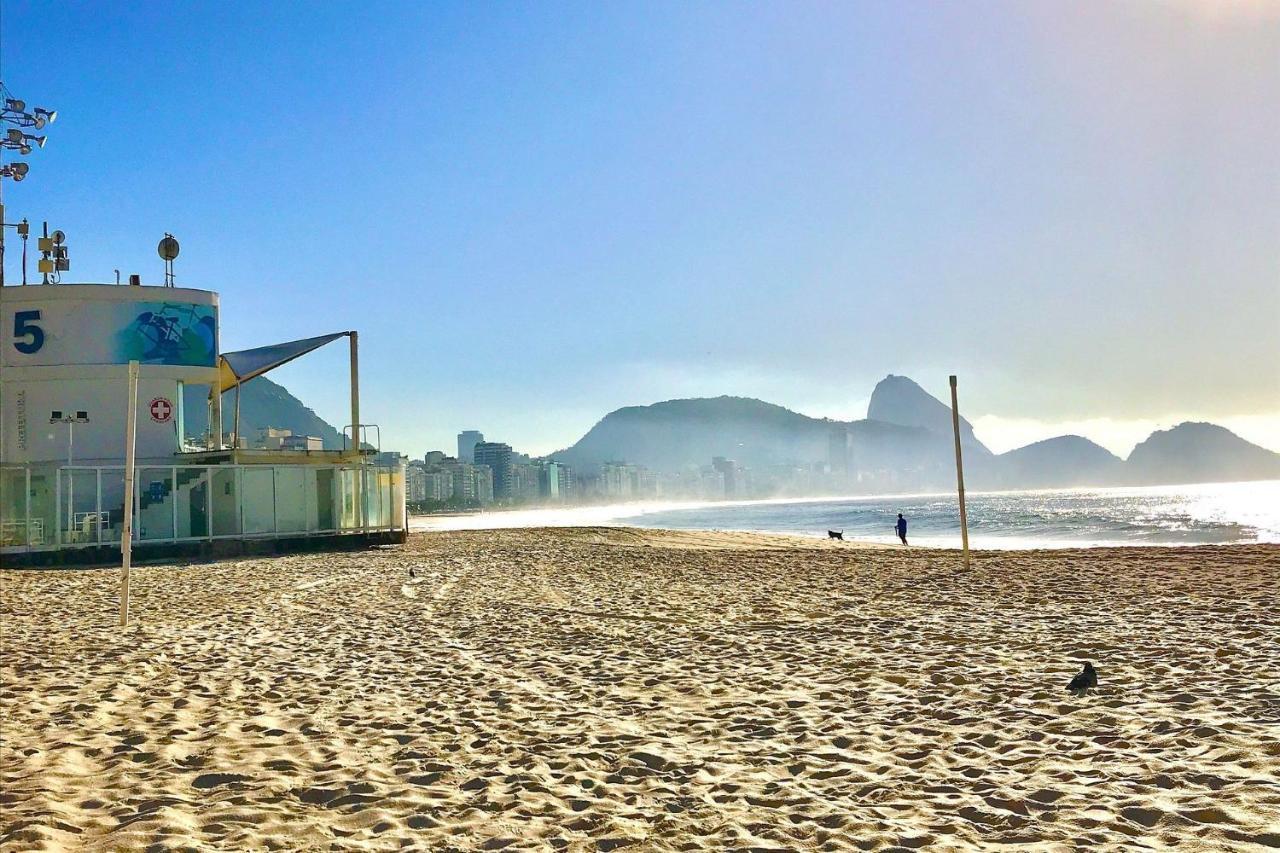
[896,513,908,546]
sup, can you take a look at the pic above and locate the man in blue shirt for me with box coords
[896,513,908,546]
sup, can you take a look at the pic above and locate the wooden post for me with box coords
[949,375,971,570]
[348,331,360,453]
[210,377,223,450]
[121,361,140,627]
[349,331,366,533]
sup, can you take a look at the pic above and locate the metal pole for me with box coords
[121,361,140,627]
[233,382,241,454]
[949,375,971,570]
[67,421,73,540]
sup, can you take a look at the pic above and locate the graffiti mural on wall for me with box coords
[116,303,217,366]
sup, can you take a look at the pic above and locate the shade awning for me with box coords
[213,332,348,394]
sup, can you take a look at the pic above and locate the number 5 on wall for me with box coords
[13,309,44,354]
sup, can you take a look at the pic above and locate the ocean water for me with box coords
[623,481,1280,549]
[413,481,1280,549]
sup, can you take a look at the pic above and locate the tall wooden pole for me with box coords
[349,331,360,454]
[120,361,140,626]
[949,375,971,570]
[349,331,366,533]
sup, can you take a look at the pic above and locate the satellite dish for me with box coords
[158,235,180,261]
[51,230,65,245]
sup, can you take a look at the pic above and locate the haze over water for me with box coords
[414,481,1280,549]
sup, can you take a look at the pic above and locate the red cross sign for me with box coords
[149,397,173,423]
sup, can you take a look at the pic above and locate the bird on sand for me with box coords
[1067,662,1098,694]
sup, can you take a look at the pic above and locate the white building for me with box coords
[0,281,406,563]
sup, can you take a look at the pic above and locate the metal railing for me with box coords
[0,461,405,553]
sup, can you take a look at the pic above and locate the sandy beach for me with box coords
[2,528,1279,851]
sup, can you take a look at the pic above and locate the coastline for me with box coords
[3,528,1278,850]
[410,480,1280,548]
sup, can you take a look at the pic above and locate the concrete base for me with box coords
[1,529,408,568]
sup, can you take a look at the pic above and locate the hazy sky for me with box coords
[5,1,1277,457]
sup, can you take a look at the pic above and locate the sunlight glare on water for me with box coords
[413,481,1280,549]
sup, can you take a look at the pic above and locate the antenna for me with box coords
[158,233,180,286]
[37,221,69,283]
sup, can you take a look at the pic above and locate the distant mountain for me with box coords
[552,396,842,473]
[997,435,1123,488]
[552,394,984,491]
[1125,422,1280,485]
[551,382,1279,493]
[867,375,991,456]
[183,376,346,449]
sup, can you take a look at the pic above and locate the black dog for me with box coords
[828,530,844,541]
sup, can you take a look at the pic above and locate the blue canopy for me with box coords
[214,332,348,393]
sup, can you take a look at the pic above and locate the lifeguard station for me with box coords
[0,279,406,565]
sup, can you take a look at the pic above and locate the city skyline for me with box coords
[4,2,1276,457]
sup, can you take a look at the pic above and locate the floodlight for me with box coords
[27,134,46,148]
[34,107,56,124]
[13,162,28,176]
[6,128,22,143]
[11,170,24,182]
[18,144,30,155]
[32,116,45,129]
[52,230,65,245]
[6,98,25,111]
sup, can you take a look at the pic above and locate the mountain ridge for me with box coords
[551,381,1279,490]
[182,376,346,450]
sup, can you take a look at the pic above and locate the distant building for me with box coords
[473,442,513,500]
[699,468,726,500]
[599,461,656,500]
[257,427,293,450]
[405,463,427,503]
[600,462,635,499]
[446,462,492,505]
[423,469,455,502]
[540,461,573,502]
[712,456,743,498]
[424,450,447,466]
[469,464,495,505]
[281,434,323,452]
[374,451,408,467]
[457,431,484,464]
[510,463,542,503]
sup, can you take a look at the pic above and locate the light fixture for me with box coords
[0,87,57,190]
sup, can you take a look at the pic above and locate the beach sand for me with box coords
[2,529,1278,851]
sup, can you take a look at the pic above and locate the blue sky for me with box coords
[4,1,1277,456]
